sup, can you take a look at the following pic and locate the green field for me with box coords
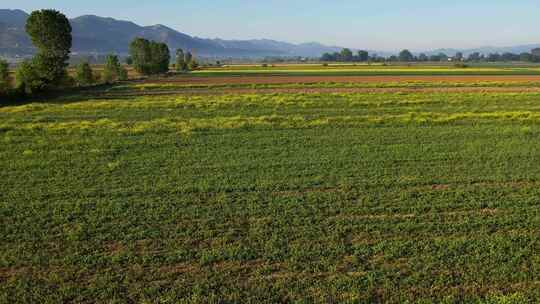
[2,70,540,303]
[193,65,540,77]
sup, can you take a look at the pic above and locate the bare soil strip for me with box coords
[102,86,540,97]
[142,75,540,85]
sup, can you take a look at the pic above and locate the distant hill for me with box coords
[2,9,539,60]
[0,9,342,58]
[423,45,540,57]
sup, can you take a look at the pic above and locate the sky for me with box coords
[3,0,540,51]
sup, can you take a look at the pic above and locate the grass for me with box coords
[192,65,540,76]
[110,81,540,92]
[2,69,540,303]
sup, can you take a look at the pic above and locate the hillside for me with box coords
[0,9,341,58]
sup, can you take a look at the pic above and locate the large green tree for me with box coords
[150,42,170,74]
[357,50,369,62]
[129,38,152,75]
[398,49,414,62]
[129,38,170,76]
[25,9,72,88]
[340,48,353,62]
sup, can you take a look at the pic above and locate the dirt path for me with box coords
[142,75,540,85]
[103,86,540,97]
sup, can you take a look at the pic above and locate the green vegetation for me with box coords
[102,55,127,83]
[192,65,540,77]
[14,61,42,95]
[321,49,370,62]
[322,47,540,63]
[129,38,170,76]
[74,62,95,86]
[0,59,9,95]
[20,9,72,93]
[176,49,187,72]
[109,80,540,92]
[399,49,415,62]
[2,77,540,302]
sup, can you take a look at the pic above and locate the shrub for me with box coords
[188,60,199,70]
[74,62,94,86]
[15,61,45,95]
[102,69,114,84]
[176,49,187,72]
[454,63,469,68]
[102,55,127,83]
[0,59,9,94]
[118,65,128,81]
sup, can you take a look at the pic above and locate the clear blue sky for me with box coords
[3,0,540,51]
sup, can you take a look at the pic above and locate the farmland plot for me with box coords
[1,76,540,303]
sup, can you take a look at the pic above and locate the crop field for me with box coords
[2,66,540,303]
[193,64,540,77]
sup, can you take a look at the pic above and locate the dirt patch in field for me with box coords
[104,241,126,255]
[0,267,27,280]
[431,184,450,190]
[142,75,540,85]
[102,86,540,97]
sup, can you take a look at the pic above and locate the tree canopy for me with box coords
[129,38,170,76]
[0,59,9,93]
[398,49,414,62]
[25,9,72,87]
[176,49,187,71]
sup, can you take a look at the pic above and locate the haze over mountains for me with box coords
[0,9,343,59]
[1,9,540,60]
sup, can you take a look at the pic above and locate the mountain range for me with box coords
[0,9,342,59]
[1,9,539,60]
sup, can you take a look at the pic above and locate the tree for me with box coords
[532,48,540,57]
[102,55,124,83]
[467,52,481,61]
[487,53,501,62]
[25,9,72,89]
[15,61,44,95]
[454,52,463,61]
[357,50,369,62]
[340,48,353,62]
[150,42,170,74]
[520,52,533,62]
[399,49,414,62]
[501,52,518,61]
[188,58,199,70]
[321,53,334,62]
[129,38,152,75]
[125,56,133,65]
[0,59,9,94]
[176,49,187,71]
[118,66,128,81]
[75,62,94,86]
[437,53,448,62]
[129,38,170,75]
[185,51,193,67]
[418,53,428,62]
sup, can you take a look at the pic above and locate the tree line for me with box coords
[0,9,198,102]
[321,48,540,63]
